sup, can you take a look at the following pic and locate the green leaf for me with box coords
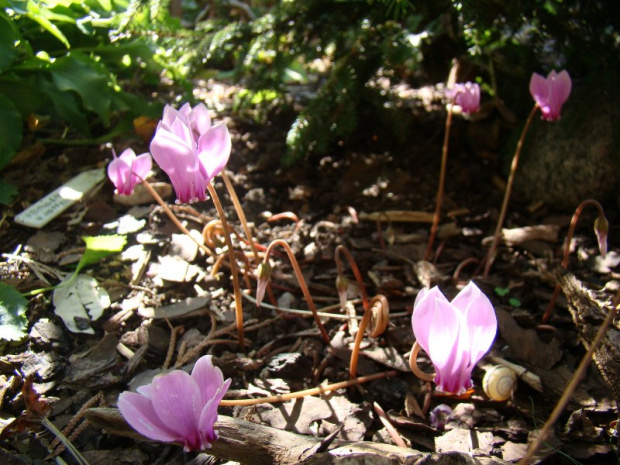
[40,77,90,135]
[75,235,127,274]
[0,94,23,171]
[0,180,18,205]
[0,12,21,72]
[0,282,28,341]
[508,297,522,308]
[494,287,510,297]
[25,0,70,49]
[50,53,112,125]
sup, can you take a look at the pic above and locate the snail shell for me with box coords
[483,365,517,401]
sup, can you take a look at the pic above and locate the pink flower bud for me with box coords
[411,282,497,395]
[255,261,272,307]
[118,355,231,452]
[529,70,572,121]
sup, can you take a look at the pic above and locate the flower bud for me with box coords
[255,261,272,307]
[336,275,349,311]
[594,214,609,259]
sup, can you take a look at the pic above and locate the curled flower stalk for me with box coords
[349,295,389,379]
[409,282,497,395]
[483,70,571,277]
[334,245,389,379]
[542,199,608,322]
[118,355,231,452]
[260,239,330,343]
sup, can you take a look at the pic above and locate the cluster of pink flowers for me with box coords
[107,103,231,203]
[110,68,574,447]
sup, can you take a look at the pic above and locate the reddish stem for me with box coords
[425,104,454,261]
[263,239,330,343]
[207,183,245,349]
[541,199,606,322]
[483,104,539,277]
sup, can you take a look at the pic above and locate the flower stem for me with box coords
[335,245,370,310]
[220,370,397,406]
[139,179,214,258]
[425,103,454,261]
[207,183,245,349]
[542,199,606,322]
[263,239,331,343]
[220,170,260,264]
[483,104,539,277]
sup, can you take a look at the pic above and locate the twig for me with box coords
[220,370,398,407]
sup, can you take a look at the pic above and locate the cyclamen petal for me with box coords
[149,371,202,447]
[150,122,209,203]
[411,282,497,395]
[191,355,225,405]
[198,122,232,180]
[150,103,231,204]
[118,355,231,452]
[117,391,179,443]
[529,70,571,121]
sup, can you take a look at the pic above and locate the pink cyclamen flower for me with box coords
[150,103,232,203]
[118,355,231,452]
[529,70,571,121]
[107,148,152,195]
[412,282,497,395]
[450,82,480,114]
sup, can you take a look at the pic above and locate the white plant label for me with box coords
[15,168,105,228]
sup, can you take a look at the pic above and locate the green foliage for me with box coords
[0,180,18,206]
[0,0,171,170]
[0,282,28,341]
[187,0,618,164]
[454,0,620,77]
[194,0,432,164]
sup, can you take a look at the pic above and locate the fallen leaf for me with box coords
[496,308,562,369]
[53,274,110,334]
